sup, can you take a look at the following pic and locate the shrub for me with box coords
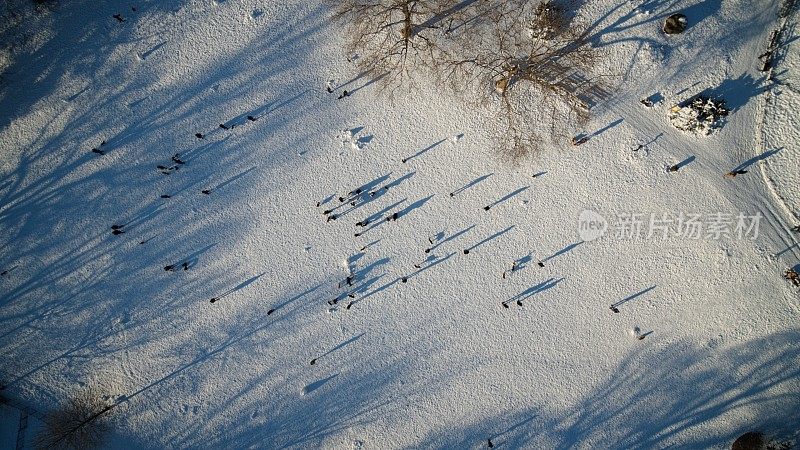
[669,96,729,135]
[34,389,111,450]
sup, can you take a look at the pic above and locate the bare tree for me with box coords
[440,0,603,158]
[333,0,609,158]
[332,0,458,90]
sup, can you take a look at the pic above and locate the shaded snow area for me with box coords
[1,0,799,449]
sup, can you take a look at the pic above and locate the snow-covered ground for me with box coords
[1,0,798,449]
[762,2,800,223]
[0,404,20,448]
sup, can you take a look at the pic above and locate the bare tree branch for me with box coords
[333,0,612,159]
[439,0,603,158]
[332,0,460,91]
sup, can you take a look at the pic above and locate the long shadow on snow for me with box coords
[409,329,800,449]
[0,3,337,421]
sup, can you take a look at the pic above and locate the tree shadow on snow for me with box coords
[410,329,800,449]
[0,1,342,431]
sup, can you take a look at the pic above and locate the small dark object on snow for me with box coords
[463,249,470,255]
[182,262,189,271]
[502,302,509,309]
[172,155,185,164]
[488,439,494,448]
[219,123,230,130]
[571,136,589,146]
[161,194,171,199]
[537,261,545,268]
[792,225,800,233]
[610,306,620,313]
[784,268,800,286]
[401,277,408,283]
[668,164,680,172]
[91,148,105,155]
[164,265,175,271]
[348,293,355,298]
[202,189,211,195]
[724,170,748,179]
[0,270,7,276]
[310,358,317,365]
[386,212,398,222]
[210,297,218,303]
[267,308,275,315]
[634,145,643,152]
[516,299,523,306]
[483,206,491,211]
[731,432,765,450]
[195,133,204,139]
[759,51,773,72]
[327,214,337,223]
[663,13,687,35]
[112,229,125,235]
[337,90,350,99]
[329,298,339,305]
[113,13,126,22]
[339,188,361,202]
[247,115,257,121]
[326,86,333,93]
[637,334,647,340]
[346,302,354,310]
[640,98,654,107]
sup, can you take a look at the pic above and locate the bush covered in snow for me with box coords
[668,96,729,135]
